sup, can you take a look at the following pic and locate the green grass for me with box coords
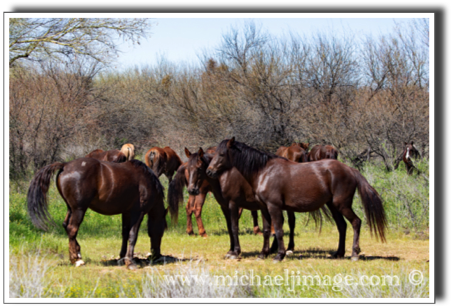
[8,161,430,299]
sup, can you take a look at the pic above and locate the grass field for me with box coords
[8,160,430,299]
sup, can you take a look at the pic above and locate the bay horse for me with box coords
[86,149,127,163]
[169,148,297,260]
[307,144,339,161]
[206,138,387,262]
[169,147,263,238]
[120,143,136,161]
[145,146,183,182]
[395,142,421,175]
[27,158,173,270]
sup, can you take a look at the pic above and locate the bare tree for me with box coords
[9,18,151,67]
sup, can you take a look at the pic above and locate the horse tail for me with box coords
[167,164,187,224]
[353,169,387,242]
[27,162,66,231]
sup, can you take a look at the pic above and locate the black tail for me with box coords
[27,162,66,231]
[354,170,387,242]
[167,164,187,224]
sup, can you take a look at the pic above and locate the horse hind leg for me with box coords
[119,213,130,260]
[326,201,347,259]
[65,208,87,266]
[250,210,263,235]
[340,206,362,261]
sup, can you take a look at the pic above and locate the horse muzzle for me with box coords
[188,187,200,195]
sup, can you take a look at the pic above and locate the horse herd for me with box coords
[26,139,417,270]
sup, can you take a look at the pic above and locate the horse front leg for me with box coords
[119,213,130,260]
[220,205,236,258]
[194,192,208,238]
[258,208,272,259]
[186,196,195,236]
[228,201,241,259]
[286,210,296,255]
[124,211,145,270]
[267,204,286,262]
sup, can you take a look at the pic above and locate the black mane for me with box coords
[217,139,284,177]
[129,159,164,199]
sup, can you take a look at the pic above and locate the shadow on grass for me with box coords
[239,248,400,261]
[99,255,194,268]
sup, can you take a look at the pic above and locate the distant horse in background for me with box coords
[395,141,421,175]
[86,149,127,163]
[307,144,339,161]
[27,158,171,270]
[168,147,263,238]
[275,142,310,163]
[120,143,136,161]
[207,138,387,262]
[145,146,183,182]
[169,147,298,259]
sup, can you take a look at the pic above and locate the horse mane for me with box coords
[219,139,283,177]
[128,160,164,200]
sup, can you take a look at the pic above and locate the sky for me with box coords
[114,15,426,70]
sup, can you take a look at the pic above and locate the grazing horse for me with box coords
[145,146,183,182]
[86,149,127,163]
[27,158,172,270]
[207,138,387,262]
[395,142,421,175]
[169,148,297,259]
[275,143,310,163]
[120,143,136,161]
[307,144,339,161]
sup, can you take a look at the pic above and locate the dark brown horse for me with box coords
[27,158,173,270]
[207,138,387,262]
[307,144,339,161]
[86,149,127,163]
[145,146,183,182]
[276,142,310,163]
[395,142,421,175]
[172,147,263,238]
[169,148,297,259]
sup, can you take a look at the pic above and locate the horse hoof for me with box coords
[228,254,239,260]
[127,263,138,270]
[201,234,208,239]
[351,256,359,262]
[75,259,85,267]
[286,250,293,256]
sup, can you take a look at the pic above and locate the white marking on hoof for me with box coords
[75,259,85,267]
[81,162,86,166]
[351,256,359,262]
[286,250,294,256]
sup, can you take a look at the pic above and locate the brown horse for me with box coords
[171,147,263,238]
[169,148,297,259]
[307,144,339,161]
[145,146,183,182]
[207,138,387,262]
[395,142,421,175]
[275,142,310,163]
[86,149,127,163]
[27,158,173,270]
[120,143,135,161]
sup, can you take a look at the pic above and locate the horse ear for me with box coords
[411,141,414,145]
[291,142,297,146]
[404,142,407,145]
[198,147,204,157]
[184,147,191,158]
[227,137,235,148]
